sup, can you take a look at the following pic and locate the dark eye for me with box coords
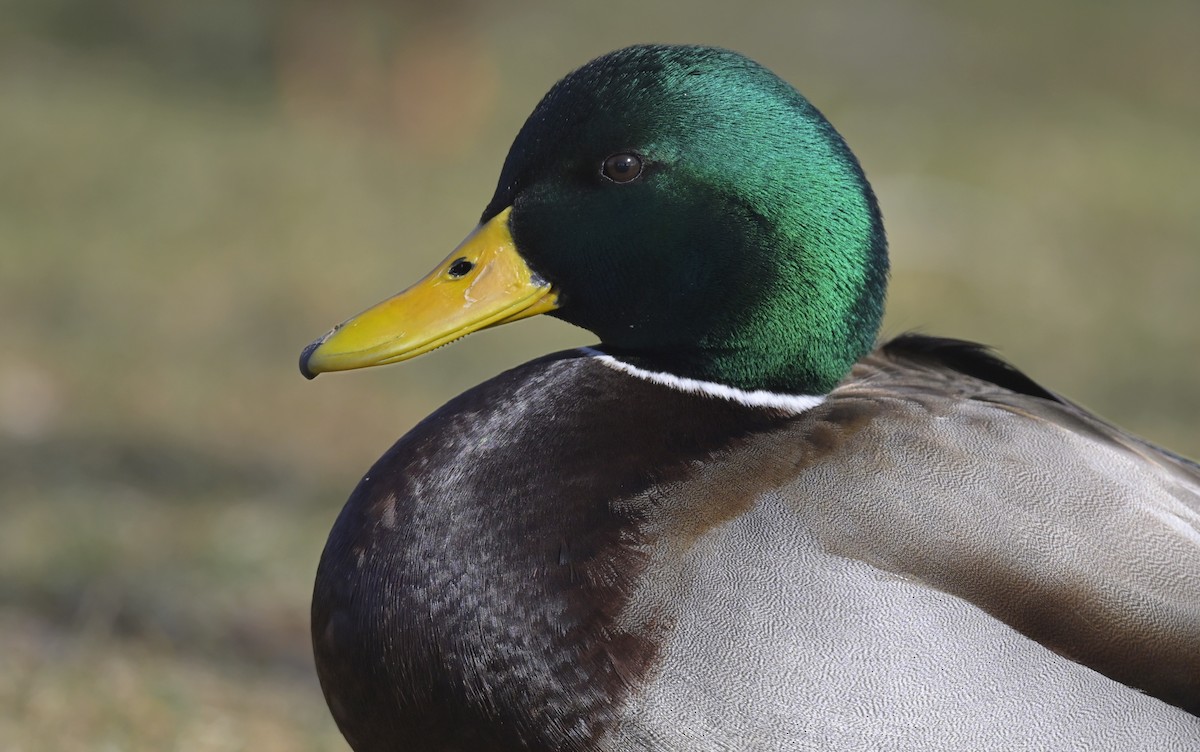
[447,258,474,278]
[601,153,643,183]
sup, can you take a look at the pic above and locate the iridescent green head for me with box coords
[302,45,888,395]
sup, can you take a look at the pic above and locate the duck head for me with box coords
[301,45,888,394]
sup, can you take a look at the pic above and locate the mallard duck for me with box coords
[299,45,1200,750]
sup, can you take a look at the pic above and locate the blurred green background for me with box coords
[2,0,1196,749]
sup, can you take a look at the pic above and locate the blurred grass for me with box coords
[1,1,1197,749]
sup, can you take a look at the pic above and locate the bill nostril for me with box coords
[448,258,475,278]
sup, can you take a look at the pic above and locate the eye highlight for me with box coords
[601,153,643,183]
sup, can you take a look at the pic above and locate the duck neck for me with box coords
[598,230,889,396]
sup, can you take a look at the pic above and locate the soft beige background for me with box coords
[2,1,1197,749]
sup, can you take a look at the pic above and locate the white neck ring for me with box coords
[581,348,826,414]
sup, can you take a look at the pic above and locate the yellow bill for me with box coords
[300,208,558,378]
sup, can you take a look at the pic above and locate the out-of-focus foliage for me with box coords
[1,1,1196,749]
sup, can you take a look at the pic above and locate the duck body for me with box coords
[313,338,1200,751]
[302,45,1200,750]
